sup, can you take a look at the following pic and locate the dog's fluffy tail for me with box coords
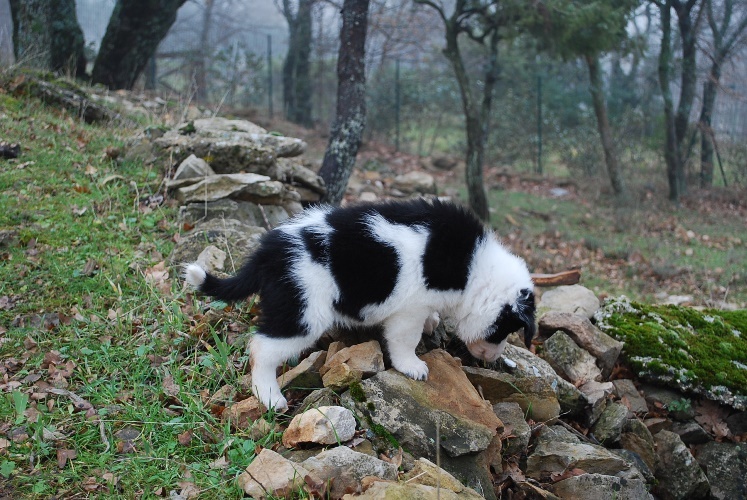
[184,260,261,302]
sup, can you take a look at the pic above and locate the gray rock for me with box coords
[343,350,502,499]
[620,418,658,473]
[539,312,623,377]
[613,379,649,414]
[543,331,602,386]
[174,173,286,204]
[643,417,672,435]
[277,350,326,391]
[726,410,747,435]
[169,154,215,186]
[301,446,397,498]
[653,430,710,499]
[282,406,356,447]
[553,473,653,500]
[578,380,613,425]
[464,366,561,423]
[348,480,481,499]
[526,441,631,480]
[237,448,308,498]
[533,425,582,447]
[499,344,588,420]
[194,245,226,274]
[641,384,695,421]
[168,218,264,267]
[391,171,437,195]
[610,449,656,484]
[590,402,629,446]
[290,388,339,418]
[694,441,747,500]
[402,458,484,498]
[153,117,309,174]
[180,199,290,229]
[274,157,326,195]
[431,155,458,170]
[538,284,600,319]
[670,420,711,445]
[493,402,531,457]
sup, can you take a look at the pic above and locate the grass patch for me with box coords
[0,86,274,498]
[483,185,747,306]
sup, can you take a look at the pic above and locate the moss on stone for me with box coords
[349,381,367,403]
[596,297,747,409]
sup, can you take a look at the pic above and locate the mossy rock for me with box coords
[595,297,747,409]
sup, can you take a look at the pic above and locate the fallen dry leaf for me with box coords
[695,399,731,440]
[162,371,180,398]
[177,429,193,446]
[57,448,77,468]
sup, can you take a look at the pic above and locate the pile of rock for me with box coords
[210,284,746,499]
[127,117,327,266]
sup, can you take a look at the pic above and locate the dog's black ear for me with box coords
[518,289,536,349]
[523,318,536,349]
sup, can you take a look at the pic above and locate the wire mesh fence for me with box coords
[1,0,745,187]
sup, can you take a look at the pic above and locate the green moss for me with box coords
[349,381,367,403]
[596,298,747,407]
[369,421,400,449]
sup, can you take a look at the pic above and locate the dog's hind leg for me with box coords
[249,334,316,411]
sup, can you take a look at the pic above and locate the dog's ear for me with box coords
[517,289,536,349]
[523,318,536,349]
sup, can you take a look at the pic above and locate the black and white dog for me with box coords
[185,199,535,410]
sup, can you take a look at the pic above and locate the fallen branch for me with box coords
[531,269,581,287]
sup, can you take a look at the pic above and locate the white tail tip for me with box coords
[184,263,207,289]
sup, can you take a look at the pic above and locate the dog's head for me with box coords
[466,288,536,362]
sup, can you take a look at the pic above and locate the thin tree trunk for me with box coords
[442,19,491,221]
[657,2,682,203]
[195,0,214,103]
[92,0,187,90]
[673,0,702,195]
[293,0,313,126]
[282,0,314,127]
[319,0,370,205]
[585,54,627,198]
[699,63,719,187]
[699,0,747,187]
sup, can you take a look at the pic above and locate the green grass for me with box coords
[483,186,747,306]
[0,87,288,497]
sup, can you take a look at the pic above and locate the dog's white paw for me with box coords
[423,312,440,335]
[396,358,429,381]
[253,384,288,411]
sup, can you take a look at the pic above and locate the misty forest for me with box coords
[1,1,747,499]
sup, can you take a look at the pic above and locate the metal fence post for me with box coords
[267,34,273,119]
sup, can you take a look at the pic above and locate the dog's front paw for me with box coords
[253,384,288,412]
[396,358,429,381]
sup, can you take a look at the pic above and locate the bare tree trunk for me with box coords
[282,0,314,127]
[441,19,494,221]
[585,54,627,198]
[699,63,719,187]
[92,0,187,90]
[699,0,747,187]
[672,0,703,195]
[195,0,215,103]
[9,0,86,77]
[657,2,683,203]
[319,0,370,205]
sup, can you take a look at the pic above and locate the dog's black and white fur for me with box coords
[185,199,535,410]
